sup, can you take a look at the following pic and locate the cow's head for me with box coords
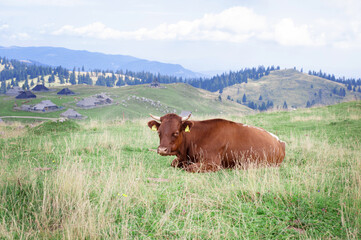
[148,113,193,156]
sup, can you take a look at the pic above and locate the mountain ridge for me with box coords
[0,46,204,78]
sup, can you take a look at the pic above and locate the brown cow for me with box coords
[148,113,285,173]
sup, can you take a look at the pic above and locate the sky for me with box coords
[1,0,361,78]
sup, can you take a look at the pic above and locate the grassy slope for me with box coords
[0,101,360,239]
[223,69,361,108]
[0,83,252,120]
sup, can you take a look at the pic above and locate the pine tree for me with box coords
[85,73,92,85]
[247,101,256,109]
[266,100,274,109]
[69,72,76,85]
[96,76,106,86]
[23,79,29,90]
[0,81,6,94]
[258,102,266,111]
[340,88,346,97]
[259,95,263,100]
[283,101,288,109]
[242,93,247,103]
[116,78,125,86]
[332,87,337,94]
[48,74,55,83]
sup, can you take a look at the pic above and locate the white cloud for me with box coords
[0,24,10,31]
[51,5,361,48]
[0,24,31,41]
[269,18,325,46]
[53,22,123,39]
[9,32,31,40]
[309,17,361,49]
[336,21,361,49]
[53,7,267,42]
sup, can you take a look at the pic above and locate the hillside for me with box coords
[222,69,361,109]
[0,46,203,78]
[0,83,252,120]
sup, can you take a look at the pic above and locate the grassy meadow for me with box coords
[0,101,361,239]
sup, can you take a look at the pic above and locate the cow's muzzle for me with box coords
[157,146,176,156]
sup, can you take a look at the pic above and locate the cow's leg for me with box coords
[171,158,187,168]
[185,157,222,173]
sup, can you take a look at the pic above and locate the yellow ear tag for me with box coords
[151,125,157,131]
[185,125,190,132]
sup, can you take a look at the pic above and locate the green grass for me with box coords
[0,101,360,239]
[29,120,81,135]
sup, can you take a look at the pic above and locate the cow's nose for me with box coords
[157,147,168,154]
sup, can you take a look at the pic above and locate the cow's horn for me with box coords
[181,113,192,122]
[150,114,161,121]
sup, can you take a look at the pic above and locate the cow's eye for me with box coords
[173,131,179,137]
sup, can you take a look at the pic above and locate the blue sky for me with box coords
[1,0,361,77]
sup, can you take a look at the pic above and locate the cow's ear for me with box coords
[148,121,160,131]
[181,121,194,132]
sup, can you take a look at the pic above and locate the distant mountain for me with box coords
[0,46,203,78]
[222,69,361,109]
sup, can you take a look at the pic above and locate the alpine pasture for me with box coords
[1,97,360,239]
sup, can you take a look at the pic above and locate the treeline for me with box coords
[93,70,183,87]
[332,87,347,97]
[226,93,276,111]
[0,57,69,82]
[0,56,186,93]
[116,70,182,85]
[0,57,71,93]
[245,100,276,111]
[187,66,280,92]
[308,69,361,91]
